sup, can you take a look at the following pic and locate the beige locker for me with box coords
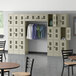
[53,40,60,56]
[60,40,68,50]
[14,15,19,26]
[8,14,14,26]
[13,27,19,38]
[60,14,68,27]
[25,14,32,21]
[8,27,14,38]
[13,39,19,54]
[19,27,25,38]
[39,14,48,21]
[19,39,25,54]
[19,14,24,26]
[53,14,60,27]
[8,39,14,54]
[47,40,54,56]
[8,14,14,20]
[53,27,60,39]
[66,27,71,40]
[47,27,53,39]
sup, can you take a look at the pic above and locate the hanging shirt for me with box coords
[26,24,33,39]
[40,25,45,38]
[32,24,37,39]
[36,25,41,39]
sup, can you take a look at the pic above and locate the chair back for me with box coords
[62,49,73,62]
[25,57,34,76]
[0,41,6,50]
[0,54,3,62]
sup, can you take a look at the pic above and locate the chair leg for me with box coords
[8,71,10,76]
[71,66,73,76]
[68,66,70,76]
[61,66,64,76]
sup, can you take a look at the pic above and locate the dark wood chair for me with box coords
[0,40,6,60]
[0,54,10,76]
[12,57,34,76]
[61,49,76,76]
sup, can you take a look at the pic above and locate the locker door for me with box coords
[47,27,53,39]
[14,27,19,38]
[40,14,48,21]
[53,14,60,27]
[19,27,25,38]
[53,40,60,56]
[8,14,14,26]
[19,39,25,54]
[66,27,71,40]
[8,39,14,54]
[25,14,32,21]
[8,27,13,38]
[47,40,54,56]
[53,27,60,39]
[14,39,19,54]
[60,14,68,27]
[14,15,19,26]
[19,15,24,26]
[60,40,68,50]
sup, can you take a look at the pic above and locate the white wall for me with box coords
[0,0,76,11]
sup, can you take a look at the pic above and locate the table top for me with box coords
[69,56,76,60]
[0,62,20,69]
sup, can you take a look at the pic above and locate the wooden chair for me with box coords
[61,49,76,76]
[0,40,6,60]
[0,54,10,76]
[12,57,34,76]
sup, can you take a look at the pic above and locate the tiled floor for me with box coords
[2,54,76,76]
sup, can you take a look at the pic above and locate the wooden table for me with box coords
[0,62,20,76]
[69,56,76,60]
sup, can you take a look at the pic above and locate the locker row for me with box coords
[48,14,69,27]
[8,39,25,54]
[47,27,71,40]
[8,14,48,23]
[8,27,25,38]
[47,40,68,56]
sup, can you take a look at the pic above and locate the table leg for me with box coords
[1,69,4,76]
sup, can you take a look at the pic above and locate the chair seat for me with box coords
[0,69,9,72]
[64,62,76,65]
[0,48,3,50]
[12,72,30,76]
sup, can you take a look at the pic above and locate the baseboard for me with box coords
[29,51,47,55]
